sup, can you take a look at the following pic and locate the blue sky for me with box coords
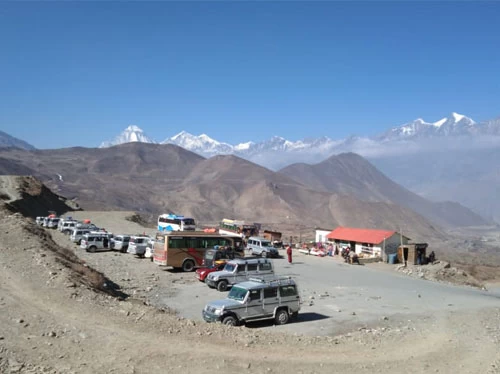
[1,2,499,149]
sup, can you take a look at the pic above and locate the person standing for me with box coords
[286,245,293,264]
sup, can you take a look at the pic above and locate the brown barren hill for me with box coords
[0,146,444,239]
[280,152,488,229]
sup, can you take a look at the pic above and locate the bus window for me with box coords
[168,237,187,249]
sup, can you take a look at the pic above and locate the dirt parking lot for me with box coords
[2,210,500,374]
[54,212,500,337]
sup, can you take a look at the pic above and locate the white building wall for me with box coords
[315,230,331,244]
[353,233,408,258]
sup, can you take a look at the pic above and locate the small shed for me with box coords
[397,243,428,265]
[262,230,282,242]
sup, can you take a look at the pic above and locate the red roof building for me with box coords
[326,226,410,258]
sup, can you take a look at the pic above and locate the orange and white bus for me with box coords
[153,231,244,272]
[218,218,260,239]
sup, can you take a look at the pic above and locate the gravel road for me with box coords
[162,250,500,336]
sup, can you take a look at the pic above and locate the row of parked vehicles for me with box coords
[37,215,301,327]
[36,215,155,256]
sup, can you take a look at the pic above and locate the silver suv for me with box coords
[246,236,279,258]
[202,277,301,326]
[205,258,274,292]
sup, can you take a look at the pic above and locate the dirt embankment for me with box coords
[0,175,80,218]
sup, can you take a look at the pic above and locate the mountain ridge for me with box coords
[0,143,473,242]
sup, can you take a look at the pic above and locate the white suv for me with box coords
[126,236,150,257]
[80,233,113,252]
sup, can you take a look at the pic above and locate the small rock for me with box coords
[382,316,389,321]
[352,312,356,316]
[16,318,24,324]
[47,331,57,337]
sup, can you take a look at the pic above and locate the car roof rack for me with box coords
[248,276,295,286]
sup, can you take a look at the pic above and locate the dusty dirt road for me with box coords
[0,210,498,373]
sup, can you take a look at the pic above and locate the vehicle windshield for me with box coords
[262,241,272,247]
[224,263,236,272]
[205,250,215,260]
[227,286,248,302]
[182,218,195,226]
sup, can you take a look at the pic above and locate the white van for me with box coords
[246,236,280,258]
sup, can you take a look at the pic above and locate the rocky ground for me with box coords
[0,211,499,374]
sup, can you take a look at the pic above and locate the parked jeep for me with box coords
[205,258,274,292]
[246,236,280,258]
[202,277,301,326]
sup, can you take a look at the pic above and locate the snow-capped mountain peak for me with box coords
[170,130,193,141]
[234,141,255,151]
[99,125,156,148]
[450,112,475,126]
[164,131,234,155]
[433,117,447,127]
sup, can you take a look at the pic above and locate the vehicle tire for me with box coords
[88,246,97,253]
[182,260,195,272]
[217,280,229,292]
[222,315,238,326]
[77,239,82,245]
[275,309,289,325]
[291,311,299,321]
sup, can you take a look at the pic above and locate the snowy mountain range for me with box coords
[98,112,500,165]
[99,125,156,148]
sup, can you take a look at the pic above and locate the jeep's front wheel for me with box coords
[88,246,97,253]
[222,315,238,326]
[275,309,289,325]
[217,280,229,292]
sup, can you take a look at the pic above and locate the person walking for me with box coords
[286,245,293,264]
